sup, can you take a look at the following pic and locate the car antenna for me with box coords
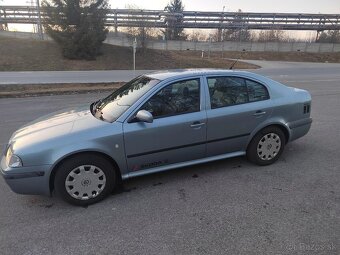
[229,49,246,70]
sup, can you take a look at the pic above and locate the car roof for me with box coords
[145,69,253,81]
[144,69,290,98]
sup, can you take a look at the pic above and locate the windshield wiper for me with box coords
[90,99,108,121]
[94,99,103,109]
[91,99,103,114]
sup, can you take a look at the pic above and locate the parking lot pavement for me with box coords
[0,63,339,255]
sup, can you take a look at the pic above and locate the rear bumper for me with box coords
[287,117,312,142]
[1,158,52,196]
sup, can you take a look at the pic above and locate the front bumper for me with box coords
[1,157,52,196]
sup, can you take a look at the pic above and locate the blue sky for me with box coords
[2,0,340,13]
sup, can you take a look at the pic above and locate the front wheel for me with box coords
[54,154,116,206]
[247,126,286,166]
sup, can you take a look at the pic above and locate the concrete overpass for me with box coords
[1,5,340,32]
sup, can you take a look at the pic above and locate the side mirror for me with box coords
[135,110,153,123]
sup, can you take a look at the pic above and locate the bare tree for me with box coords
[257,30,285,42]
[122,4,158,52]
[189,30,207,41]
[316,30,340,43]
[0,0,8,31]
[123,5,139,38]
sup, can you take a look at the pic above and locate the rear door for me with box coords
[123,77,207,172]
[205,76,272,157]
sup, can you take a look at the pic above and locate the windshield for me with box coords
[92,76,160,122]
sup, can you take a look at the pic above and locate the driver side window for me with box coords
[140,78,200,118]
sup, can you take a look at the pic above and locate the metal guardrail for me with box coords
[1,5,340,31]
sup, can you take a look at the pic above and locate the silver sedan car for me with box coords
[1,70,312,205]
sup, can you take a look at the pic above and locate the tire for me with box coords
[54,154,116,206]
[247,126,286,166]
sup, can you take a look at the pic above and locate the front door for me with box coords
[123,77,207,172]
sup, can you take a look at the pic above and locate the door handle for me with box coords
[190,121,205,128]
[253,110,266,117]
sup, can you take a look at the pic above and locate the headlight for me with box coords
[5,147,23,168]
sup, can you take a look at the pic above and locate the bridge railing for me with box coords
[1,5,340,31]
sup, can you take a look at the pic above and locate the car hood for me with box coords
[10,105,96,144]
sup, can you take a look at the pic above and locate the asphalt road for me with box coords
[0,70,153,85]
[0,62,339,255]
[1,61,339,85]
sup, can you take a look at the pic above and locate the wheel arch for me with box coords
[49,151,121,194]
[272,124,290,144]
[247,122,290,149]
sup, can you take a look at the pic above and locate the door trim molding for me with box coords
[122,151,246,179]
[126,133,250,158]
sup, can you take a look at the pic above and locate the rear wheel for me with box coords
[247,126,285,166]
[54,154,116,206]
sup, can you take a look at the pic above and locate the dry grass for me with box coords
[0,83,123,98]
[207,51,340,63]
[0,36,257,71]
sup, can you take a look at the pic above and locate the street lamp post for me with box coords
[208,36,212,58]
[133,38,137,74]
[221,5,225,41]
[36,0,43,40]
[221,5,226,58]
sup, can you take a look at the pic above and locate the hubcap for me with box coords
[257,133,281,161]
[65,165,106,200]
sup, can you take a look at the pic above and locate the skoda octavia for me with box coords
[1,70,312,205]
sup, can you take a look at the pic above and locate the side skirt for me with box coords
[121,151,246,180]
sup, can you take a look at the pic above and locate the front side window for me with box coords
[140,78,200,118]
[207,77,248,109]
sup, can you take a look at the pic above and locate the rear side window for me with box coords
[207,77,248,109]
[207,76,270,109]
[246,79,269,102]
